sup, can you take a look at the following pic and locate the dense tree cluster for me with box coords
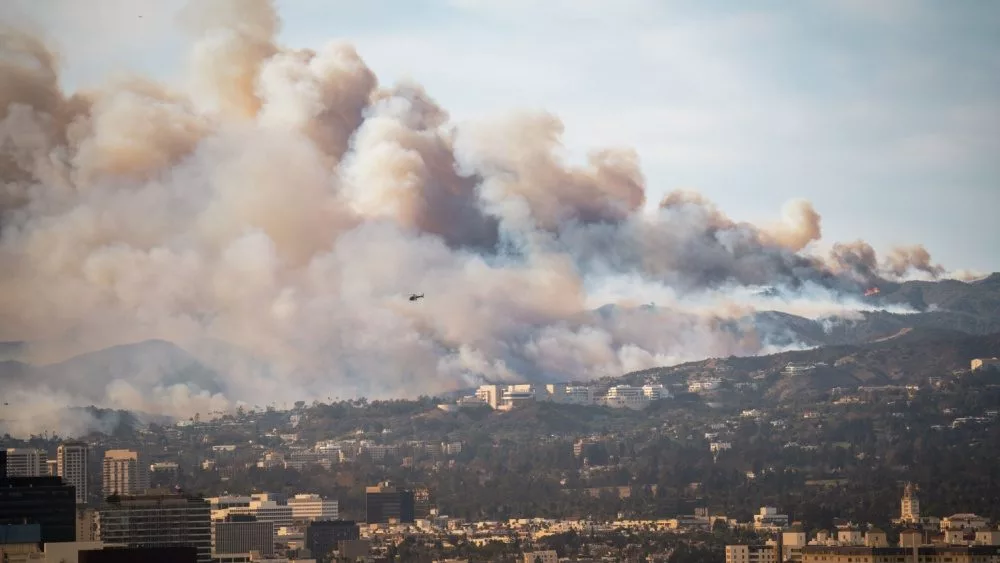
[127,370,1000,532]
[4,359,998,535]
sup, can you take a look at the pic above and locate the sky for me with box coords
[8,0,1000,272]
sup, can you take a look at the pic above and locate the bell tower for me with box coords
[900,482,920,523]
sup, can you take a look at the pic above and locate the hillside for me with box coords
[613,274,1000,353]
[741,308,1000,349]
[0,274,996,428]
[875,273,1000,316]
[716,273,1000,349]
[621,328,1000,402]
[294,396,653,444]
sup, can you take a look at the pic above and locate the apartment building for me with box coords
[725,544,778,563]
[58,441,89,504]
[4,448,47,477]
[103,450,150,497]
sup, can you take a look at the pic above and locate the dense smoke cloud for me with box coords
[0,0,964,436]
[883,245,945,279]
[827,240,946,283]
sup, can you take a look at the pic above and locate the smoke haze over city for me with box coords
[0,0,996,436]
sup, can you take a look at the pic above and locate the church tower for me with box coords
[900,482,920,523]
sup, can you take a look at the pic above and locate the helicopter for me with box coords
[408,293,425,302]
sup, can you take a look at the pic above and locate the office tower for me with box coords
[0,473,76,542]
[210,494,293,528]
[103,450,149,497]
[211,514,274,559]
[288,493,339,522]
[364,482,415,524]
[46,459,58,476]
[57,441,89,504]
[4,448,47,477]
[98,493,211,563]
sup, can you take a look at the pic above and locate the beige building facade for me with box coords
[102,449,149,497]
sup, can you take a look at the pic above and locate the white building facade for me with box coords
[4,448,47,477]
[473,382,665,411]
[288,493,339,522]
[57,441,89,504]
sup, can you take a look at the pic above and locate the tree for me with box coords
[713,518,730,535]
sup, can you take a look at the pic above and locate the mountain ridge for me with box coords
[618,326,1000,400]
[0,274,996,426]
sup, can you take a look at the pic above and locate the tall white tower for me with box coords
[57,441,89,504]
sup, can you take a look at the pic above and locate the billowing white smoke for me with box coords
[0,0,963,436]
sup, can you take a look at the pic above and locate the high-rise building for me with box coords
[0,474,76,542]
[103,450,149,497]
[288,493,339,522]
[4,448,47,477]
[46,459,59,476]
[98,493,211,563]
[58,441,89,504]
[364,482,415,524]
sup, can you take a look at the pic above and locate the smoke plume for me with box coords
[882,245,945,279]
[0,0,968,436]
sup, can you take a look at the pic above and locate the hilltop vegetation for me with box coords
[620,328,1000,399]
[172,367,1000,528]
